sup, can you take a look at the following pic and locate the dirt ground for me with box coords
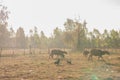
[0,51,120,80]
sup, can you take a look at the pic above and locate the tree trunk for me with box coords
[0,48,2,57]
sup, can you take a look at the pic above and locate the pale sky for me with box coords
[2,0,120,37]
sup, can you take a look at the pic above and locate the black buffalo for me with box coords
[88,49,110,61]
[83,50,89,57]
[49,49,67,59]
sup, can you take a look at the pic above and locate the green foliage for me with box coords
[109,29,120,48]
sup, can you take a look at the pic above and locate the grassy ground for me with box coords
[0,51,120,80]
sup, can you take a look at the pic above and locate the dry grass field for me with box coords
[0,49,120,80]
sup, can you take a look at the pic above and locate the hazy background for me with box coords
[2,0,120,37]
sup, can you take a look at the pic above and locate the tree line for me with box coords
[0,5,120,51]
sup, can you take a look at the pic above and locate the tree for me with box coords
[40,31,48,48]
[33,26,40,48]
[16,27,26,49]
[74,20,88,51]
[101,29,109,48]
[29,29,34,48]
[63,31,74,48]
[75,21,82,50]
[64,19,75,31]
[63,18,88,51]
[0,5,9,25]
[88,32,96,48]
[64,19,76,49]
[52,27,65,48]
[93,29,101,48]
[9,27,16,48]
[109,29,120,48]
[0,5,10,48]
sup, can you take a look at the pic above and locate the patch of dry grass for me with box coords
[0,50,120,80]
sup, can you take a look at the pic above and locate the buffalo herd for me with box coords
[49,48,110,65]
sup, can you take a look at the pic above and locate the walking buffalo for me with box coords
[88,49,110,61]
[83,50,89,57]
[49,49,67,59]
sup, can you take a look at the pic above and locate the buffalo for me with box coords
[83,50,89,57]
[49,49,67,59]
[54,58,61,65]
[88,49,110,61]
